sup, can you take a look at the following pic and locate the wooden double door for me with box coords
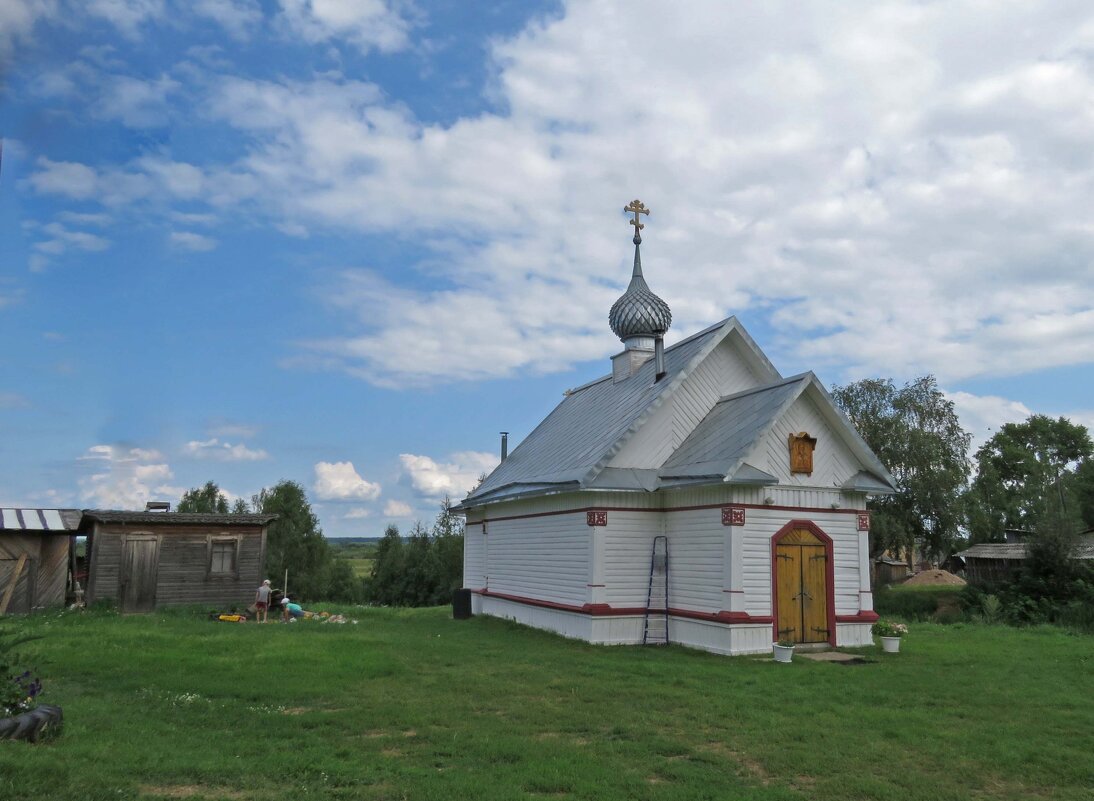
[775,528,830,644]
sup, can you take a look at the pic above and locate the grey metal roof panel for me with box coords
[0,508,82,532]
[842,471,898,495]
[82,510,277,526]
[586,468,660,491]
[660,375,808,478]
[958,535,1094,560]
[727,463,779,485]
[467,321,734,502]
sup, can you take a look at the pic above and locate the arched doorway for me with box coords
[771,521,835,645]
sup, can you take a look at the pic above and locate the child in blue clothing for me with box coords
[280,597,305,622]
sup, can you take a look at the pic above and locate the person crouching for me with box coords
[281,597,304,622]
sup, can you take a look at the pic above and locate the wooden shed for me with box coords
[82,511,276,613]
[956,534,1094,585]
[0,508,80,615]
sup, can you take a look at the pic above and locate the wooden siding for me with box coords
[741,509,862,618]
[609,335,765,469]
[484,512,589,606]
[0,534,70,614]
[463,524,486,589]
[601,512,661,607]
[664,509,725,613]
[88,523,266,610]
[759,391,859,489]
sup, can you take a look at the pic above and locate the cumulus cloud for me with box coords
[344,507,371,519]
[277,0,412,54]
[314,460,381,500]
[947,390,1034,453]
[399,451,498,500]
[382,499,412,518]
[192,0,261,38]
[169,231,217,251]
[77,444,181,509]
[183,437,269,461]
[0,0,57,62]
[23,1,1094,388]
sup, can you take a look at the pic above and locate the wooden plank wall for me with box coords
[485,512,589,606]
[0,534,69,614]
[88,524,266,610]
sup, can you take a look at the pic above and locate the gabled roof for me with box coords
[957,535,1094,561]
[459,318,897,510]
[461,318,775,507]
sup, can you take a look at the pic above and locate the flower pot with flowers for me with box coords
[0,623,61,742]
[872,620,908,653]
[772,639,795,663]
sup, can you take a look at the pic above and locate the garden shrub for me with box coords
[0,621,43,717]
[875,586,962,621]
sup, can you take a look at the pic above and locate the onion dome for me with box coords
[609,201,672,342]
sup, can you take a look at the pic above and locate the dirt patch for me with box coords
[696,742,771,785]
[360,730,388,739]
[904,569,966,586]
[139,785,247,800]
[381,747,404,758]
[280,707,311,715]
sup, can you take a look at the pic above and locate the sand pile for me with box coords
[904,569,966,587]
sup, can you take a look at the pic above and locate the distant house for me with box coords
[874,555,910,585]
[456,203,898,655]
[82,510,276,613]
[955,533,1094,585]
[0,508,81,615]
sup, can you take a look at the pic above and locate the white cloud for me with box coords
[86,0,165,37]
[96,73,180,127]
[0,0,57,62]
[344,507,371,519]
[277,0,412,54]
[314,460,381,500]
[947,390,1034,453]
[192,0,261,39]
[183,437,269,461]
[23,2,1094,388]
[382,499,412,518]
[399,451,498,500]
[169,231,217,251]
[77,444,178,509]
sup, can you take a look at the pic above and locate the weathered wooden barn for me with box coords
[82,511,275,612]
[0,508,81,615]
[956,533,1094,584]
[457,202,898,655]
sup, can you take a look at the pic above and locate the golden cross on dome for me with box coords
[624,199,649,233]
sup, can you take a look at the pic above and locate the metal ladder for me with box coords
[643,535,669,645]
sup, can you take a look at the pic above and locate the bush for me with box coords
[0,621,43,717]
[875,586,961,621]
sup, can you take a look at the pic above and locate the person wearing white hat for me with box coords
[254,579,272,623]
[281,596,304,623]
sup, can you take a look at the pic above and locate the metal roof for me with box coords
[464,318,763,507]
[957,535,1094,561]
[82,510,277,526]
[660,375,807,480]
[460,317,898,510]
[0,508,82,532]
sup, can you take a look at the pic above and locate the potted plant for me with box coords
[872,620,908,653]
[772,639,795,663]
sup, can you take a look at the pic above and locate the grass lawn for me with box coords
[2,608,1092,801]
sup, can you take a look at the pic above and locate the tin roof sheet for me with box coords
[0,508,81,532]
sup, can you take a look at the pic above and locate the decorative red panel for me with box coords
[721,506,746,526]
[857,513,870,531]
[586,511,607,527]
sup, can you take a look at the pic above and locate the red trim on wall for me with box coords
[471,589,772,623]
[770,520,837,647]
[471,501,865,525]
[836,611,879,623]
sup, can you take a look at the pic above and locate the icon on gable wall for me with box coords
[788,432,817,475]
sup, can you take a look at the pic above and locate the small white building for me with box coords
[457,201,897,655]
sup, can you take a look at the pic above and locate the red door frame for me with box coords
[770,519,836,646]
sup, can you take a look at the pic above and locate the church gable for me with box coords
[755,384,867,488]
[607,324,777,470]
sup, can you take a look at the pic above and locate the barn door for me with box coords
[775,528,829,644]
[0,557,32,615]
[121,537,159,613]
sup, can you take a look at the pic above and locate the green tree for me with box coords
[369,524,407,606]
[230,497,250,514]
[432,495,465,599]
[252,480,331,601]
[832,375,971,563]
[965,415,1093,542]
[178,481,230,513]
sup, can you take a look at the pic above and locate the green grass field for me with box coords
[2,608,1092,801]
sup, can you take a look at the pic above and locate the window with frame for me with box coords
[208,537,239,577]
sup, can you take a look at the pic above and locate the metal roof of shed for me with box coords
[956,535,1094,560]
[0,508,82,532]
[81,511,277,526]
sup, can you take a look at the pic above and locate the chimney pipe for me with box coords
[500,431,509,462]
[654,336,665,381]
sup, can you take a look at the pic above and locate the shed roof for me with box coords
[82,510,277,526]
[0,507,82,532]
[956,535,1094,560]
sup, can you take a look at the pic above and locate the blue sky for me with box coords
[2,1,1092,536]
